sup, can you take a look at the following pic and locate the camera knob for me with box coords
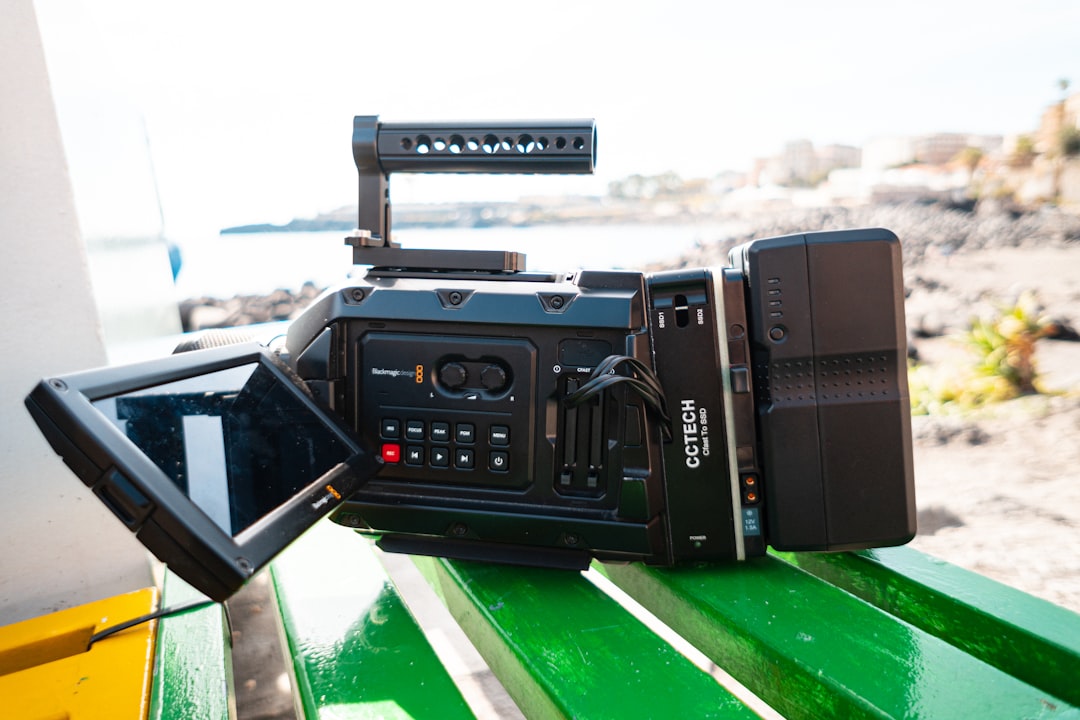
[480,364,508,391]
[439,362,468,389]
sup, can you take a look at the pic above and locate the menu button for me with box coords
[489,425,510,446]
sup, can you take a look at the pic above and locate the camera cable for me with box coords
[86,598,221,650]
[563,355,672,441]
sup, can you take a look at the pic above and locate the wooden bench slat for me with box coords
[412,556,760,720]
[774,546,1080,707]
[270,521,475,720]
[149,572,233,720]
[602,555,1080,720]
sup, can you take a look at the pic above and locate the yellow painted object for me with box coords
[0,587,158,719]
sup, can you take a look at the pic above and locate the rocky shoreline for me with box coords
[180,281,324,333]
[653,201,1080,268]
[182,202,1080,332]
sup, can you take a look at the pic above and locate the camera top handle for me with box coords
[350,115,596,273]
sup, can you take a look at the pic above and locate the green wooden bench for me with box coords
[233,520,1079,720]
[148,572,235,720]
[143,519,1080,719]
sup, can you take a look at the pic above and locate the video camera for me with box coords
[25,115,915,601]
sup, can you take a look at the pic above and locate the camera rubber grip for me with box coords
[173,327,260,353]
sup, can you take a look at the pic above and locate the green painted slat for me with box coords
[774,546,1080,707]
[412,556,760,720]
[270,522,475,720]
[149,572,234,720]
[602,557,1080,720]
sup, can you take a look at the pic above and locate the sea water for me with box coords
[170,222,738,299]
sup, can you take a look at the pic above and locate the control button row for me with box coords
[380,442,508,473]
[381,418,509,446]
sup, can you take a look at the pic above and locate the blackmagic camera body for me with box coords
[285,116,916,569]
[25,115,916,601]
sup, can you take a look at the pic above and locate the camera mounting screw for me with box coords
[538,292,573,313]
[338,513,362,527]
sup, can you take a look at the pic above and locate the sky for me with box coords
[32,0,1080,241]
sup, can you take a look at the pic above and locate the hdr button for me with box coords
[380,418,400,438]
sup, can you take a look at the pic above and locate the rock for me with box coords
[184,304,231,331]
[179,286,322,332]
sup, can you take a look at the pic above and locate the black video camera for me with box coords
[289,116,916,568]
[25,116,915,601]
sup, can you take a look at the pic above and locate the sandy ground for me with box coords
[904,245,1080,613]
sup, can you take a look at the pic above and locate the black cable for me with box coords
[564,355,672,440]
[87,599,219,649]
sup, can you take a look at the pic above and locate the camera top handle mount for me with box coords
[350,115,596,275]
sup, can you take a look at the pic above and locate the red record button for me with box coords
[381,443,402,463]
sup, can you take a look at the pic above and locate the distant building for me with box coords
[817,143,862,173]
[913,133,969,165]
[1036,92,1080,154]
[863,134,1002,170]
[912,133,1002,165]
[781,139,816,184]
[862,136,915,171]
[756,140,861,186]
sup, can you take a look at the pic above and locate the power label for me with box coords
[742,508,761,537]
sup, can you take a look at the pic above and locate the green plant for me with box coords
[965,291,1051,396]
[908,291,1052,415]
[1008,135,1037,168]
[1060,126,1080,157]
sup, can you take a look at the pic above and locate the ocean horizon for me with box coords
[171,222,742,300]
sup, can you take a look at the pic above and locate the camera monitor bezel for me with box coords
[25,343,377,601]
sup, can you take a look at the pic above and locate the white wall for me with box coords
[0,0,152,626]
[35,0,183,352]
